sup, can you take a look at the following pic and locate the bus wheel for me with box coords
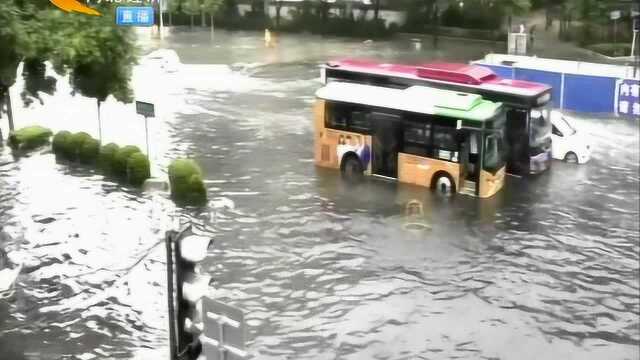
[341,154,363,182]
[432,173,456,196]
[565,152,578,164]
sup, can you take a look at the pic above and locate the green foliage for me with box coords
[78,137,100,164]
[126,152,151,186]
[7,125,52,150]
[0,1,137,121]
[441,2,505,30]
[168,159,207,205]
[98,143,120,173]
[588,43,632,57]
[203,0,225,15]
[112,145,142,177]
[52,130,71,155]
[182,0,202,16]
[63,132,92,160]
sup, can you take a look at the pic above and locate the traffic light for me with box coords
[166,226,213,360]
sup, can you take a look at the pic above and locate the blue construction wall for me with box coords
[478,63,636,114]
[482,65,514,79]
[514,68,563,108]
[563,74,617,113]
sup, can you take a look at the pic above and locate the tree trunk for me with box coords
[276,4,281,27]
[201,10,206,27]
[5,89,14,132]
[97,100,102,142]
[373,0,380,20]
[190,15,194,29]
[211,13,219,40]
[169,11,173,26]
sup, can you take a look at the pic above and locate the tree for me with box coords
[166,0,182,26]
[493,0,531,32]
[0,1,137,137]
[183,0,201,28]
[203,0,225,36]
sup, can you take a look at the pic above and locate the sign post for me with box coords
[136,101,155,157]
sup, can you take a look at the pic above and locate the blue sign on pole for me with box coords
[615,79,640,116]
[116,7,154,27]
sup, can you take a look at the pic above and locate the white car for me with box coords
[550,111,592,164]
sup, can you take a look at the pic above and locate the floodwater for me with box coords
[0,31,639,360]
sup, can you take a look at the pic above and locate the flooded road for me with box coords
[1,31,639,360]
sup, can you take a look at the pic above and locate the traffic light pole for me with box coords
[165,231,178,360]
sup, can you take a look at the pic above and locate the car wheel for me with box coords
[341,154,364,182]
[432,173,456,196]
[565,152,578,164]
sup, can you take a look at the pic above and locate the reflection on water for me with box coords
[1,31,639,360]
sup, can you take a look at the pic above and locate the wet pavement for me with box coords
[0,31,639,360]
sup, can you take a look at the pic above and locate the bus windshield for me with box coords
[529,105,552,154]
[484,110,507,173]
[483,133,505,174]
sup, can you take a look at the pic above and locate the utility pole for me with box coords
[159,0,165,40]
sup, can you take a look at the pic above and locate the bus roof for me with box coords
[316,82,502,122]
[324,59,551,98]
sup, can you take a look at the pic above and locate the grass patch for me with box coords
[168,159,207,205]
[7,126,53,151]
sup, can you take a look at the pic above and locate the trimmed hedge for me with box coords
[8,126,53,150]
[98,143,120,173]
[79,138,101,164]
[63,132,92,160]
[126,152,151,186]
[168,159,207,205]
[112,145,142,177]
[52,131,72,155]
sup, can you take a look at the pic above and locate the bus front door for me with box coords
[371,112,401,178]
[459,132,480,196]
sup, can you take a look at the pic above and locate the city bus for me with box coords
[321,59,552,176]
[314,82,508,198]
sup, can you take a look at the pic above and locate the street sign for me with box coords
[610,10,621,20]
[202,297,249,360]
[136,101,155,118]
[116,7,155,27]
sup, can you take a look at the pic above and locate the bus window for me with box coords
[432,125,459,161]
[350,110,371,132]
[326,103,371,133]
[327,103,348,129]
[403,123,431,156]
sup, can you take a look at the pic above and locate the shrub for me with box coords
[7,126,53,150]
[63,132,92,160]
[168,159,207,205]
[126,152,151,186]
[587,43,632,57]
[98,143,120,173]
[78,138,100,164]
[112,145,142,177]
[52,131,72,155]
